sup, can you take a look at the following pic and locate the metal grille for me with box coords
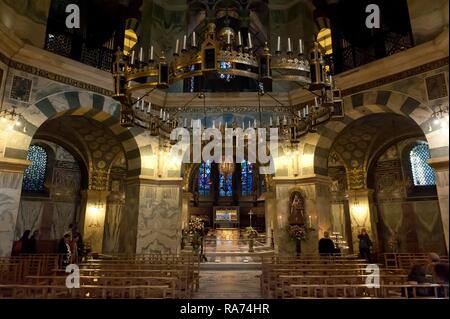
[45,33,72,57]
[410,143,436,186]
[23,145,47,192]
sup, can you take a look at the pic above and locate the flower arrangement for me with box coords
[188,217,206,236]
[244,226,258,239]
[287,225,307,241]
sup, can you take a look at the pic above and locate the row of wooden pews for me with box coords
[0,253,200,299]
[261,254,448,299]
[384,253,449,269]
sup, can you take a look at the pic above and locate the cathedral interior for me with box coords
[0,0,448,301]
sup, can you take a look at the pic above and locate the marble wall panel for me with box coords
[136,184,181,254]
[103,202,124,253]
[0,171,23,256]
[14,200,43,239]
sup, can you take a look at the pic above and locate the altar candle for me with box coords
[276,116,280,126]
[225,122,228,129]
[248,32,253,49]
[299,39,303,54]
[283,116,287,125]
[190,119,193,128]
[212,120,215,128]
[306,105,309,115]
[184,118,187,127]
[298,110,301,118]
[248,121,251,128]
[242,121,245,129]
[192,32,196,47]
[287,38,292,52]
[150,45,154,61]
[270,116,273,126]
[183,35,187,51]
[141,100,145,111]
[314,97,319,108]
[254,119,257,128]
[163,111,166,121]
[308,215,312,228]
[238,31,242,46]
[277,36,281,52]
[302,108,306,118]
[160,109,163,118]
[227,32,231,45]
[147,102,152,113]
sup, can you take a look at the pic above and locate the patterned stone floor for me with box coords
[193,270,262,299]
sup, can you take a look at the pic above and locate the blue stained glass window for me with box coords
[219,173,233,197]
[409,143,436,186]
[22,145,47,192]
[219,61,233,82]
[198,161,211,195]
[241,160,254,196]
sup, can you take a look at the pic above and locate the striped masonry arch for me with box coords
[3,90,153,178]
[302,90,447,176]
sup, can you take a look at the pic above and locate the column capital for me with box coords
[0,157,30,173]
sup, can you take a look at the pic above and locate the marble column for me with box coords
[348,188,378,253]
[81,190,109,254]
[273,175,332,255]
[0,158,29,256]
[429,157,449,253]
[264,191,275,247]
[135,178,183,254]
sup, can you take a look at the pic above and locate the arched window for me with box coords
[198,161,211,196]
[241,160,254,196]
[409,143,436,186]
[219,173,233,197]
[22,145,48,192]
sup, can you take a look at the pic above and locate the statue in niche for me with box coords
[289,192,305,226]
[330,179,340,193]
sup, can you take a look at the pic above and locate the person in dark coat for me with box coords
[318,231,336,255]
[357,228,373,262]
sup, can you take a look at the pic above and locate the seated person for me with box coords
[406,253,441,297]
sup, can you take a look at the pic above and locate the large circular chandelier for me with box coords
[112,20,342,144]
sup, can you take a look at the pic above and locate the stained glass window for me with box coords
[22,145,47,192]
[409,143,436,186]
[241,160,254,196]
[219,173,233,197]
[219,61,233,82]
[198,161,211,196]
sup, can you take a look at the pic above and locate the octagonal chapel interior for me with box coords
[0,0,448,271]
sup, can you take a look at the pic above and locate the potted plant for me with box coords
[244,226,258,252]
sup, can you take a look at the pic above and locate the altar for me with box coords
[213,206,240,229]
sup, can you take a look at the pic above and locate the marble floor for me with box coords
[193,270,262,299]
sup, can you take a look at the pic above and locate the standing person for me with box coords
[28,230,39,254]
[58,233,72,266]
[318,231,335,255]
[358,228,373,262]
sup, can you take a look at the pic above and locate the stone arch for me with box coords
[3,90,149,178]
[303,90,436,176]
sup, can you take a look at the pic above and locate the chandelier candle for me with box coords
[183,35,187,51]
[130,50,135,65]
[277,36,281,52]
[248,32,253,49]
[192,32,196,47]
[149,45,154,61]
[238,31,242,46]
[299,39,303,55]
[139,47,144,62]
[175,39,179,55]
[288,38,292,53]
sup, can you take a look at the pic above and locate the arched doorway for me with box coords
[327,113,446,256]
[14,111,140,254]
